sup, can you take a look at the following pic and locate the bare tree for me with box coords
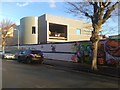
[67,0,119,70]
[0,19,16,53]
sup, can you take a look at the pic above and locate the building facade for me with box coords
[20,16,38,44]
[8,14,93,45]
[38,14,92,43]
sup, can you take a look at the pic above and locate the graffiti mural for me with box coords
[97,43,106,65]
[105,38,120,65]
[71,36,120,66]
[71,41,92,64]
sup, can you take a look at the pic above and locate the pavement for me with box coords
[43,58,120,78]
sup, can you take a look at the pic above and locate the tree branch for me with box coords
[105,2,112,7]
[89,2,94,5]
[67,2,92,19]
[102,2,119,24]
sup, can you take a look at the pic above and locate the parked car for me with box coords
[2,52,15,59]
[16,50,44,64]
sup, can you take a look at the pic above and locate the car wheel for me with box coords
[17,57,21,62]
[26,58,32,64]
[38,61,42,64]
[2,55,4,59]
[38,59,43,64]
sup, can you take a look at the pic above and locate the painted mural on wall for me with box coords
[105,38,120,65]
[71,37,120,66]
[97,41,106,65]
[71,41,92,64]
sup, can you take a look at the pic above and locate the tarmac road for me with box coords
[2,59,120,88]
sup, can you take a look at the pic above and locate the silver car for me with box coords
[3,52,15,59]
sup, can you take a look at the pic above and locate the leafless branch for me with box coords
[102,2,119,24]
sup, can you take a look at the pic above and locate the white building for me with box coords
[7,14,93,45]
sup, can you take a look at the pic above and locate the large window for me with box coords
[32,26,36,34]
[49,23,67,38]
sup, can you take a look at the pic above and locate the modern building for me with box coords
[38,14,92,44]
[109,34,120,39]
[20,16,38,44]
[7,14,93,45]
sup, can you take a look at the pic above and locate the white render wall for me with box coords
[6,42,79,61]
[38,14,92,43]
[20,16,38,44]
[45,14,92,42]
[43,53,74,61]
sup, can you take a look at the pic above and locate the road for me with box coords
[2,59,119,88]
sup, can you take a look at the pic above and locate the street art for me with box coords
[71,37,120,66]
[71,41,92,64]
[105,38,120,65]
[97,42,106,65]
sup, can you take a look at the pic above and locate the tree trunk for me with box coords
[91,40,99,70]
[2,38,5,53]
[90,24,101,70]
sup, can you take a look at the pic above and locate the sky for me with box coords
[0,0,119,36]
[0,1,77,25]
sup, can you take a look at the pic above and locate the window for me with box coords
[49,23,67,38]
[32,26,36,34]
[76,28,81,35]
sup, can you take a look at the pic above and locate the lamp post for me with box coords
[14,29,19,50]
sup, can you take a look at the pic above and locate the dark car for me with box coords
[16,50,44,64]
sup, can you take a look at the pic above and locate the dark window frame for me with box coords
[32,26,36,34]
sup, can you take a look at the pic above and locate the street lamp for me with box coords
[14,29,19,50]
